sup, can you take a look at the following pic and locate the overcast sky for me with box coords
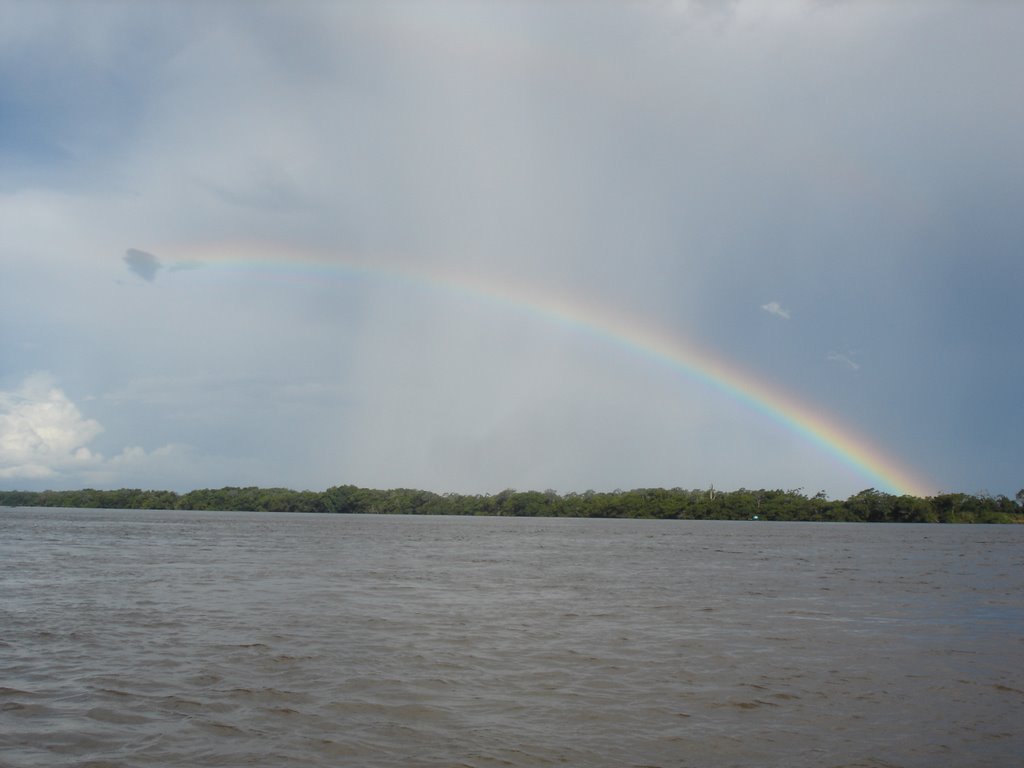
[2,1,1021,499]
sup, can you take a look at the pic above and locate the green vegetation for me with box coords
[1,485,1022,523]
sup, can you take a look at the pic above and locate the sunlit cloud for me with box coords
[0,373,191,485]
[0,373,103,479]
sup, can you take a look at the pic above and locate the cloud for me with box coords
[0,373,103,479]
[2,2,1022,498]
[827,351,861,371]
[761,301,791,319]
[78,443,199,489]
[0,373,201,487]
[123,248,162,281]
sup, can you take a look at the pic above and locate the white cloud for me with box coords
[0,373,193,486]
[78,443,198,488]
[0,373,104,479]
[827,351,861,371]
[761,301,791,319]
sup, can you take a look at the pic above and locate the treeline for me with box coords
[1,485,1023,523]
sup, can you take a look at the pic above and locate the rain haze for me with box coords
[2,1,1021,499]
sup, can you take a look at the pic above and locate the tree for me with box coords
[322,485,367,514]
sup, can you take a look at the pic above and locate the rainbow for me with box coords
[164,241,934,498]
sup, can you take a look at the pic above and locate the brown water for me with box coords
[1,509,1022,768]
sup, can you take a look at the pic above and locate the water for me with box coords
[2,509,1022,768]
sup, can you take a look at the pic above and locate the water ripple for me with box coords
[1,510,1022,767]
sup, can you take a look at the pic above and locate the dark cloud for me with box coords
[2,2,1020,497]
[123,249,162,282]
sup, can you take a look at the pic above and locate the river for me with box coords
[2,508,1022,767]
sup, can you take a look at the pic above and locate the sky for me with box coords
[2,1,1022,500]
